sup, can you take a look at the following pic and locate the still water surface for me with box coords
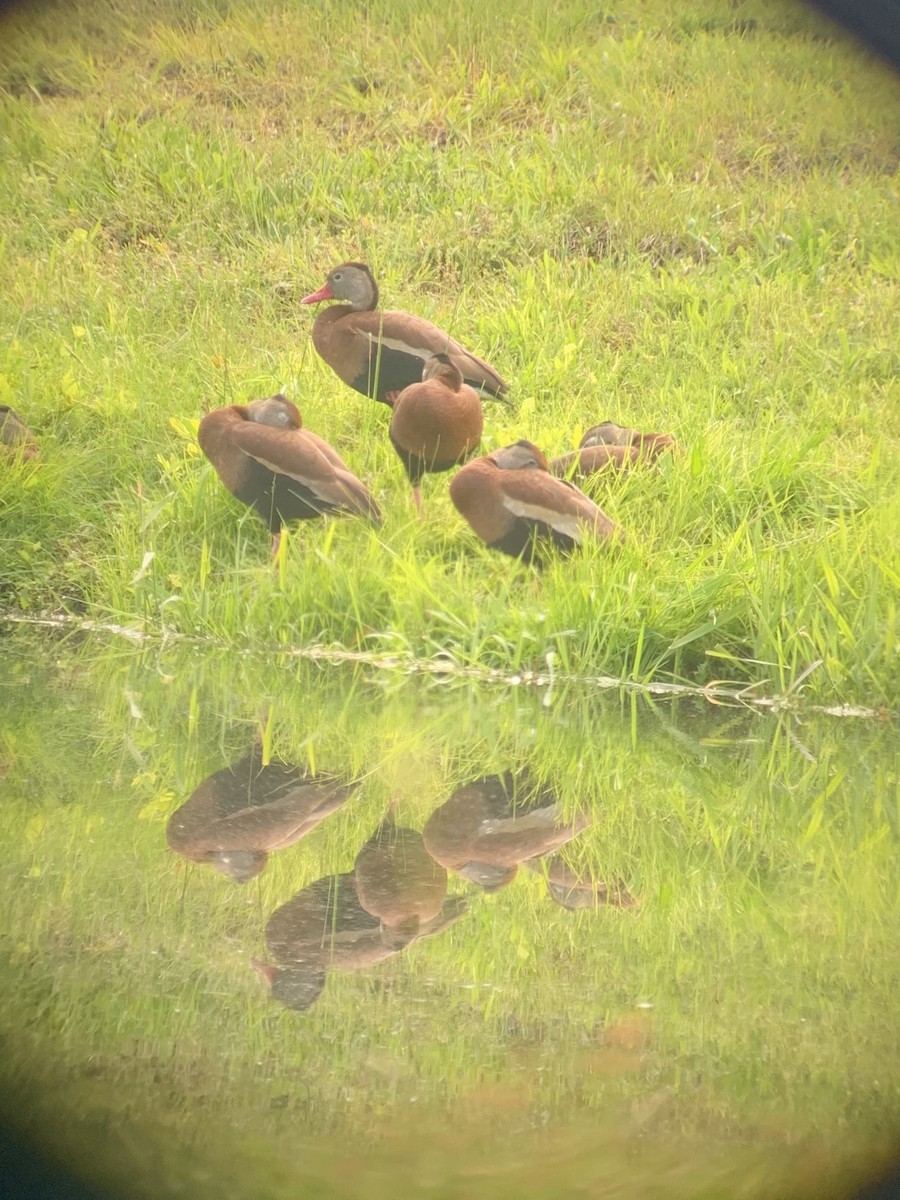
[1,635,897,1198]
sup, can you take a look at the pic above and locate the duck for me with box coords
[579,422,677,459]
[550,422,677,481]
[389,354,483,516]
[252,872,382,1011]
[253,871,466,1010]
[0,406,39,461]
[448,439,622,567]
[301,262,508,406]
[549,443,639,481]
[525,854,637,911]
[423,771,590,892]
[198,393,381,554]
[166,748,354,882]
[354,804,448,939]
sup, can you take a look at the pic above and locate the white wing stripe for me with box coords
[358,330,447,358]
[242,450,331,494]
[501,495,582,540]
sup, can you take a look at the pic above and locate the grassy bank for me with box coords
[0,0,898,708]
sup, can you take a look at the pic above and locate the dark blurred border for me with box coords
[0,0,896,1193]
[807,0,900,70]
[0,1126,112,1200]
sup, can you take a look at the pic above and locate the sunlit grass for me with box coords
[0,0,897,709]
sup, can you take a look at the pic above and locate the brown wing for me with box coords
[206,781,352,851]
[348,310,507,397]
[232,423,381,522]
[300,429,354,473]
[550,445,638,479]
[498,471,621,545]
[466,804,590,865]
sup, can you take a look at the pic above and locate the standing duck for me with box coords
[449,439,622,567]
[389,354,483,516]
[253,872,466,1010]
[0,406,39,461]
[198,393,381,554]
[301,262,507,406]
[253,872,383,1011]
[580,422,677,459]
[354,804,449,940]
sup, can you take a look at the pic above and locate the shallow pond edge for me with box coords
[1,611,891,722]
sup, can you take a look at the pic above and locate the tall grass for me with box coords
[0,0,897,708]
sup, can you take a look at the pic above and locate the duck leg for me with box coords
[412,485,425,520]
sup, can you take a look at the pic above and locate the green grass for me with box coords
[0,0,898,709]
[1,635,898,1198]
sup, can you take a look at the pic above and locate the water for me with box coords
[1,633,897,1198]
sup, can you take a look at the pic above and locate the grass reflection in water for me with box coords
[0,638,897,1199]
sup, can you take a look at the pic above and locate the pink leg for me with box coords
[412,485,424,519]
[270,531,282,557]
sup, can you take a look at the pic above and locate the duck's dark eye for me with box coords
[332,272,342,282]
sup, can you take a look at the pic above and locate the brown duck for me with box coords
[423,771,590,892]
[525,854,637,911]
[449,439,622,567]
[580,422,676,458]
[198,393,381,554]
[550,444,640,481]
[253,872,466,1010]
[551,422,676,481]
[389,354,483,516]
[0,406,39,461]
[301,262,507,406]
[166,749,354,881]
[354,804,449,938]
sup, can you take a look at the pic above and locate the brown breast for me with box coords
[389,377,484,482]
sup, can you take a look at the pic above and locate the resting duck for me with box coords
[423,771,590,892]
[354,804,448,939]
[389,354,483,516]
[0,406,39,461]
[301,262,508,406]
[525,854,636,911]
[580,422,677,459]
[549,444,639,480]
[198,393,381,554]
[166,748,354,882]
[449,439,622,567]
[550,422,676,481]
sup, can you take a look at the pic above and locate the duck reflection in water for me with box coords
[254,872,467,1011]
[526,853,637,911]
[354,802,449,942]
[423,771,590,892]
[166,747,354,881]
